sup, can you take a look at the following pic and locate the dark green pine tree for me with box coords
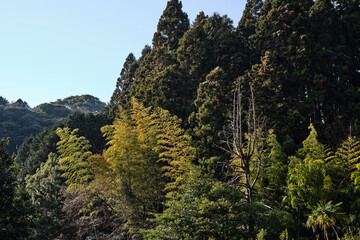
[132,47,178,110]
[203,13,244,82]
[238,0,263,38]
[109,53,138,116]
[138,44,152,62]
[177,12,245,117]
[189,67,230,173]
[152,0,190,51]
[177,12,212,91]
[249,0,360,146]
[16,124,60,178]
[151,63,192,121]
[25,153,64,239]
[237,0,264,67]
[336,0,360,80]
[128,45,152,104]
[132,0,192,121]
[0,139,34,239]
[143,166,246,240]
[245,0,315,144]
[0,96,9,106]
[330,0,360,140]
[308,0,345,144]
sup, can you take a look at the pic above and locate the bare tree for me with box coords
[222,79,267,204]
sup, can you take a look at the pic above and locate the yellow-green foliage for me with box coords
[103,100,195,195]
[153,107,195,192]
[336,136,360,190]
[101,100,195,235]
[286,124,331,209]
[56,127,93,192]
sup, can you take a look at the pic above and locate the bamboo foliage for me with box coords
[56,127,93,192]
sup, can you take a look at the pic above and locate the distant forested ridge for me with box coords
[0,95,105,152]
[2,0,360,239]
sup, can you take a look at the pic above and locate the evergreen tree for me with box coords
[177,13,242,121]
[332,0,360,140]
[189,67,230,172]
[64,111,112,154]
[244,0,360,146]
[203,13,243,81]
[0,96,9,106]
[133,1,211,122]
[151,64,192,121]
[238,0,263,38]
[237,0,263,66]
[132,45,192,120]
[152,0,189,51]
[0,139,34,239]
[138,45,152,62]
[25,153,64,239]
[177,12,212,90]
[308,0,348,144]
[143,166,246,240]
[109,53,138,116]
[9,99,30,108]
[17,124,61,178]
[245,0,315,143]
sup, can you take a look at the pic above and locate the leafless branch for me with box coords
[221,79,267,203]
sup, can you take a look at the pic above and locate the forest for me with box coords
[0,95,106,152]
[1,0,360,239]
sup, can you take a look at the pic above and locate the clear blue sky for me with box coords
[0,0,246,107]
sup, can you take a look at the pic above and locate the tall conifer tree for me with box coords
[189,67,230,170]
[152,0,190,51]
[0,139,33,239]
[132,0,191,120]
[244,0,315,143]
[109,53,138,116]
[177,12,211,93]
[237,0,263,67]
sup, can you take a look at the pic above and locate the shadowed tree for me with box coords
[0,139,34,239]
[237,0,263,67]
[189,67,230,175]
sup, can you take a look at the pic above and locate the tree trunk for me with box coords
[324,225,329,240]
[244,162,252,204]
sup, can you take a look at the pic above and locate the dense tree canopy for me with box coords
[3,0,360,239]
[0,139,34,239]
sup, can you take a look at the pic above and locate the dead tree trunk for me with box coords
[222,79,266,204]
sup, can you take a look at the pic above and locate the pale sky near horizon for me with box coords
[0,1,246,108]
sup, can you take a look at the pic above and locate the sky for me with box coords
[0,0,246,108]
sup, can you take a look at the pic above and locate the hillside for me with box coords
[0,105,55,152]
[50,94,106,114]
[0,95,106,152]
